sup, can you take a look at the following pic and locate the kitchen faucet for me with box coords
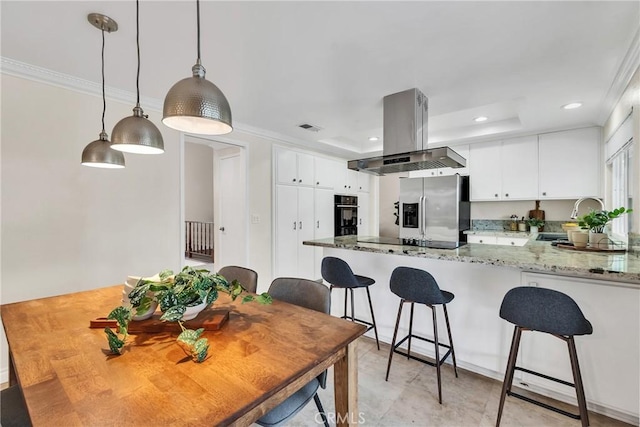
[570,197,605,219]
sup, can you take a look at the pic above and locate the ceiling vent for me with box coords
[298,123,322,132]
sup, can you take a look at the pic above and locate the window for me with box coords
[607,140,633,239]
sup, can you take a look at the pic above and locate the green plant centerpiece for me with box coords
[104,266,272,362]
[576,207,633,233]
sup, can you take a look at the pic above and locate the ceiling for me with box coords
[2,1,639,157]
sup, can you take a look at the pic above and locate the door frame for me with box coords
[180,134,249,269]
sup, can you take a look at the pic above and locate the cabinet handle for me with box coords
[479,239,483,243]
[359,219,362,225]
[317,220,319,228]
[542,192,547,196]
[219,227,225,232]
[299,179,302,184]
[439,171,443,175]
[344,185,347,188]
[316,181,320,185]
[299,221,303,229]
[511,241,515,245]
[431,171,436,176]
[359,186,362,190]
[293,222,296,230]
[494,194,498,198]
[292,178,296,182]
[505,193,509,197]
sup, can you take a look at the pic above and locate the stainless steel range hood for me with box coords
[348,88,466,175]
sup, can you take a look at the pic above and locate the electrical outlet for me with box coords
[251,214,260,224]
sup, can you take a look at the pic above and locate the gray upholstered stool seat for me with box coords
[497,286,593,427]
[1,385,32,427]
[321,256,380,350]
[385,266,458,404]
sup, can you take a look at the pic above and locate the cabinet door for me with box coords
[275,148,298,185]
[343,169,358,194]
[520,273,639,416]
[357,193,370,236]
[314,157,335,189]
[469,141,502,201]
[297,187,316,279]
[296,152,315,187]
[275,185,299,277]
[357,173,370,193]
[538,127,601,199]
[313,188,334,279]
[331,160,348,193]
[502,136,538,200]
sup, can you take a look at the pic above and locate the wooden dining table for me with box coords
[1,285,367,426]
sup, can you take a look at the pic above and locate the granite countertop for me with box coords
[303,236,640,285]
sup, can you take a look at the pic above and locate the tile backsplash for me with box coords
[472,219,565,233]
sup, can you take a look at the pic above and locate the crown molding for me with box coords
[0,57,164,112]
[598,27,640,124]
[0,57,357,159]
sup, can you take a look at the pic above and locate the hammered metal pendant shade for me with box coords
[81,131,126,168]
[162,63,232,135]
[111,106,164,154]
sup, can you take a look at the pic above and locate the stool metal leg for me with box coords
[344,288,349,319]
[365,286,380,350]
[349,288,355,322]
[497,326,522,427]
[385,299,404,381]
[443,304,458,378]
[567,337,589,427]
[431,304,442,404]
[407,302,415,359]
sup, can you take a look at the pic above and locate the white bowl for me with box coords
[182,301,207,321]
[572,231,589,248]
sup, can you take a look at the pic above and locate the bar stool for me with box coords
[497,286,593,427]
[385,266,458,404]
[321,256,380,350]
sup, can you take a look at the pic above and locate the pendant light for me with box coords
[162,0,232,135]
[81,14,125,169]
[111,0,164,154]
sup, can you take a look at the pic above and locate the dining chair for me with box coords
[256,277,331,427]
[217,265,258,294]
[1,384,32,426]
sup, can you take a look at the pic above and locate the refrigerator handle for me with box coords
[419,196,425,237]
[423,196,428,237]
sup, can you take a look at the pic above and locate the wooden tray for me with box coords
[555,243,626,253]
[90,309,229,333]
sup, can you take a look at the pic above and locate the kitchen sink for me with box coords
[536,232,568,241]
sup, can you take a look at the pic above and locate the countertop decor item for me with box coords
[104,266,272,362]
[527,217,544,234]
[576,207,632,233]
[81,13,125,169]
[162,0,232,135]
[111,0,164,154]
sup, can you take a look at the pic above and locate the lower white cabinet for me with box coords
[520,273,639,418]
[357,192,370,236]
[467,235,528,246]
[467,235,497,245]
[274,185,315,279]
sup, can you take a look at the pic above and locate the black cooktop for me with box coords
[357,237,463,249]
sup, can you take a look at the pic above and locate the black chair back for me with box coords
[321,256,360,288]
[218,265,258,294]
[500,286,593,336]
[390,266,451,305]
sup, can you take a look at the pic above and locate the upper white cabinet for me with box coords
[470,136,538,201]
[357,173,370,193]
[314,157,337,189]
[275,148,314,186]
[538,127,601,199]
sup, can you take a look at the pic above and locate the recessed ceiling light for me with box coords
[562,102,583,110]
[473,116,488,122]
[368,136,379,142]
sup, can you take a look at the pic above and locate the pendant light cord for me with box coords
[196,0,201,61]
[136,0,140,106]
[101,26,106,133]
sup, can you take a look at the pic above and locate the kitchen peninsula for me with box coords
[304,235,640,425]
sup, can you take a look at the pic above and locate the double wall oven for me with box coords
[334,195,358,236]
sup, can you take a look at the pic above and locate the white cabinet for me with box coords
[274,185,315,279]
[520,273,639,417]
[469,137,538,201]
[357,173,370,193]
[313,188,334,278]
[538,127,601,199]
[467,235,497,245]
[357,193,370,236]
[314,157,336,189]
[275,148,314,186]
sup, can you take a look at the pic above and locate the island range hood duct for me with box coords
[348,88,466,175]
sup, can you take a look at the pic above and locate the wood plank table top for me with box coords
[1,285,366,426]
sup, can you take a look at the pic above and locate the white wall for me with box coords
[184,141,214,222]
[0,74,183,380]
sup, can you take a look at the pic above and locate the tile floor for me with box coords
[273,337,633,427]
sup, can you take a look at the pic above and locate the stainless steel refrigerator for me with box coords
[399,174,470,248]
